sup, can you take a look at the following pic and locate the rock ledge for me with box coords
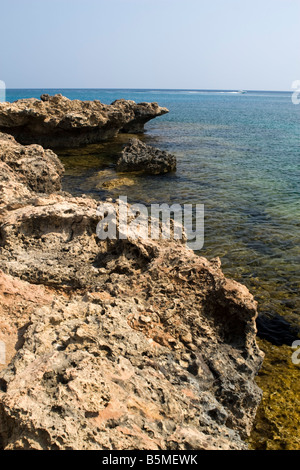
[0,95,169,148]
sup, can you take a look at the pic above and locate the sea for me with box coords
[5,88,300,340]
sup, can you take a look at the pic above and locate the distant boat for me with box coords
[219,90,247,94]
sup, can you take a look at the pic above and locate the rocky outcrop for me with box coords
[116,138,177,175]
[0,271,263,450]
[0,132,64,207]
[0,95,169,148]
[0,133,264,450]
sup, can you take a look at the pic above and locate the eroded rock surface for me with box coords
[0,133,264,450]
[116,138,177,174]
[0,95,169,148]
[0,132,64,207]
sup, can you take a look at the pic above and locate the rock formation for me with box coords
[116,138,177,175]
[0,129,264,450]
[0,95,169,149]
[0,133,64,205]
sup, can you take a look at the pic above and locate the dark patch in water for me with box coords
[256,313,299,346]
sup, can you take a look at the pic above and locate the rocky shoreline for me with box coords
[0,97,264,450]
[0,94,169,149]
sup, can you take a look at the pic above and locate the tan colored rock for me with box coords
[0,95,169,148]
[0,274,262,450]
[0,132,64,204]
[0,270,56,373]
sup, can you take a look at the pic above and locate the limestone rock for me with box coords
[116,138,177,175]
[0,95,169,148]
[0,283,262,450]
[0,132,64,204]
[0,270,55,374]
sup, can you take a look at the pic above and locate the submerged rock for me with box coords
[0,95,169,149]
[116,138,177,174]
[100,177,136,190]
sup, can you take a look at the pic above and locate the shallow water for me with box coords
[6,88,300,448]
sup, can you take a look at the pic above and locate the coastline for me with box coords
[0,95,264,450]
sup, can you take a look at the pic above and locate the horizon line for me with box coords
[5,87,293,93]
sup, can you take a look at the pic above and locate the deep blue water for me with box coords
[5,89,300,328]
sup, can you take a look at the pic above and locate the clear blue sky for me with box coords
[1,0,299,90]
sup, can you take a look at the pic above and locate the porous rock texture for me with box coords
[0,132,264,450]
[0,95,169,148]
[0,132,64,207]
[116,138,177,175]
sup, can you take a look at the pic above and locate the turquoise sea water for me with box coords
[6,89,300,335]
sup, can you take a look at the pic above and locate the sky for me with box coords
[0,0,299,91]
